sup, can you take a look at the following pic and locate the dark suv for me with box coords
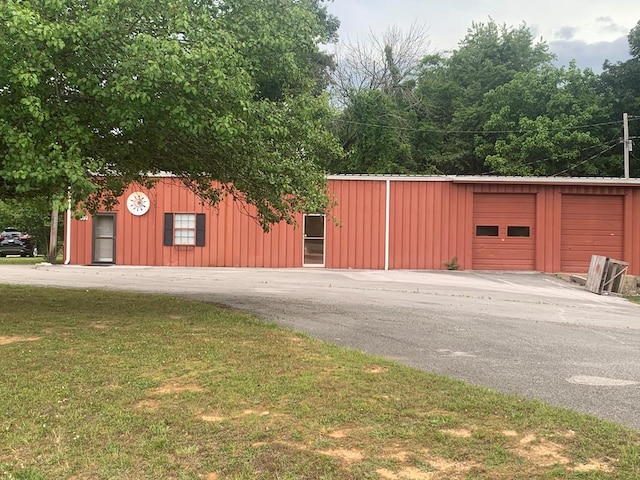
[0,228,37,257]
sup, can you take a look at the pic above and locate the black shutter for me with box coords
[195,214,206,246]
[163,213,173,246]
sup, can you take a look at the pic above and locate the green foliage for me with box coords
[0,197,58,253]
[0,0,342,229]
[479,64,616,176]
[415,21,555,174]
[628,20,640,59]
[331,89,419,173]
[332,19,640,178]
[445,256,459,270]
[599,21,640,167]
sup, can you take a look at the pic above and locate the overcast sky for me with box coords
[325,1,640,71]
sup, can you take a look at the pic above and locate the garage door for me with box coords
[561,195,623,272]
[472,193,536,270]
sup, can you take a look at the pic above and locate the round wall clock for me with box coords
[126,191,150,216]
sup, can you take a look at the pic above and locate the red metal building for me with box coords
[65,175,640,275]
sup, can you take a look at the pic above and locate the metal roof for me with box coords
[326,174,640,186]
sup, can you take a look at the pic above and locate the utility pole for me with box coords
[623,113,630,179]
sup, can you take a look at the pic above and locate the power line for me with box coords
[331,117,630,135]
[483,137,621,175]
[552,142,621,177]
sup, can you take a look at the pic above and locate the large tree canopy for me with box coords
[479,64,616,176]
[0,0,342,227]
[414,21,555,174]
[330,19,639,177]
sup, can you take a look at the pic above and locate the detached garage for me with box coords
[65,175,640,275]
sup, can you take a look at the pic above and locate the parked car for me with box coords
[0,228,38,257]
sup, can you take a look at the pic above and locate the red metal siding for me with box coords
[632,190,640,275]
[69,180,302,267]
[388,181,470,270]
[65,177,640,275]
[325,179,386,269]
[561,194,624,272]
[472,193,537,270]
[66,214,94,265]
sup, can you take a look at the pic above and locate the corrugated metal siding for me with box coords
[388,182,470,270]
[66,177,640,275]
[472,193,537,270]
[169,189,302,268]
[561,194,624,272]
[632,191,640,275]
[69,180,303,267]
[326,179,386,269]
[67,214,94,265]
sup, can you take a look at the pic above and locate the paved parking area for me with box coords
[2,265,639,429]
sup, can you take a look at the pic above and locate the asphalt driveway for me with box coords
[2,265,639,429]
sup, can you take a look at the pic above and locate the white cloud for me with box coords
[550,36,630,71]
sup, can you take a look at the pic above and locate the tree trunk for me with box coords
[48,207,58,264]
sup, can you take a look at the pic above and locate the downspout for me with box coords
[384,179,390,271]
[64,188,71,265]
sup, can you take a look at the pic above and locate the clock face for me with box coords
[126,191,150,216]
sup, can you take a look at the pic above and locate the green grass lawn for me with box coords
[0,286,638,479]
[0,256,46,265]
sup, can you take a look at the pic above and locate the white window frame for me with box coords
[303,214,326,267]
[173,213,196,246]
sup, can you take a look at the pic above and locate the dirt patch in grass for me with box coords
[515,433,570,466]
[242,409,270,416]
[377,454,476,480]
[441,428,473,438]
[507,431,613,473]
[201,414,226,423]
[574,460,615,473]
[149,382,204,395]
[318,448,364,463]
[0,335,41,345]
[364,364,388,374]
[133,399,161,411]
[327,428,352,438]
[377,466,434,479]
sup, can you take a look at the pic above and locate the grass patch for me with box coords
[0,256,46,265]
[0,285,638,479]
[627,295,640,304]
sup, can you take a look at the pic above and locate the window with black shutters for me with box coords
[163,213,205,246]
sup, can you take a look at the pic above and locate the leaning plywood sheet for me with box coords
[585,255,608,294]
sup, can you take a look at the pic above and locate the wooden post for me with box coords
[47,207,58,264]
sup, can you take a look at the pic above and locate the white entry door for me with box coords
[303,214,325,266]
[93,214,116,264]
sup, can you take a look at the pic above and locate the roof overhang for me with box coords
[326,174,640,187]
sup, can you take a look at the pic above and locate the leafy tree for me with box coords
[600,20,640,121]
[597,20,640,176]
[415,20,555,174]
[629,20,640,58]
[0,197,58,255]
[0,0,342,229]
[479,64,617,176]
[330,89,418,173]
[329,24,429,173]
